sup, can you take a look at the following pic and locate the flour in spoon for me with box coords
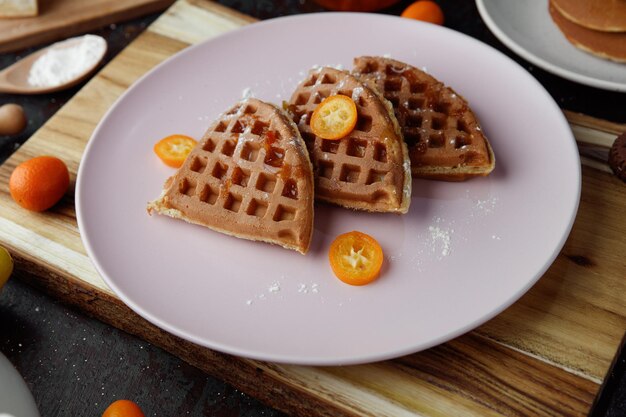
[27,35,106,87]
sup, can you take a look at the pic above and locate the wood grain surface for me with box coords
[1,1,625,416]
[0,0,174,53]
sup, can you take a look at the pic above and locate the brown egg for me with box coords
[0,104,27,136]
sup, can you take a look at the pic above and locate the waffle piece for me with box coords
[288,67,411,213]
[353,56,495,181]
[148,98,314,254]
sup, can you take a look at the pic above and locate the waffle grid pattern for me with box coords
[354,57,489,169]
[162,99,311,248]
[291,67,405,210]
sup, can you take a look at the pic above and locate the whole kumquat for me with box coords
[102,399,145,417]
[154,134,197,168]
[401,1,445,25]
[9,156,70,212]
[329,231,384,286]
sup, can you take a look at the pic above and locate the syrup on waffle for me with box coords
[288,66,411,213]
[148,98,314,254]
[353,56,495,181]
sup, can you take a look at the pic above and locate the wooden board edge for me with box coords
[10,246,602,417]
[186,0,257,24]
[12,255,365,417]
[565,110,626,136]
[0,0,175,53]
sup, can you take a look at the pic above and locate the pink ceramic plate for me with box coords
[76,13,580,365]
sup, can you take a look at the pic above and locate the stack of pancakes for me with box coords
[549,0,626,62]
[149,57,496,254]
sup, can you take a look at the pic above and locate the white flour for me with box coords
[28,35,106,87]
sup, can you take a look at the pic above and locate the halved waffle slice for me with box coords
[288,66,411,213]
[148,98,315,254]
[353,56,495,181]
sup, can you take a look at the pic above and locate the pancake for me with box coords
[551,0,626,32]
[550,1,626,63]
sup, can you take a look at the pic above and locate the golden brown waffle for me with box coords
[148,98,314,254]
[288,66,411,213]
[353,56,495,181]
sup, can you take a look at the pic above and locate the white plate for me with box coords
[0,352,40,417]
[476,0,626,91]
[76,13,580,365]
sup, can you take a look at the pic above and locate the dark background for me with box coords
[1,1,624,416]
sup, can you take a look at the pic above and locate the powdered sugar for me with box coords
[473,196,499,216]
[246,280,323,306]
[428,225,453,257]
[297,283,319,294]
[241,87,254,99]
[351,86,364,102]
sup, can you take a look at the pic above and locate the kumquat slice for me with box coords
[310,95,358,140]
[329,231,384,286]
[154,134,197,168]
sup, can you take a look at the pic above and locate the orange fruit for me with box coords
[154,134,197,168]
[9,156,70,212]
[401,1,445,25]
[102,400,145,417]
[329,231,384,286]
[310,95,358,140]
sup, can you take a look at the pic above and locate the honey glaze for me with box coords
[278,163,306,181]
[278,163,307,200]
[262,129,286,168]
[283,179,298,199]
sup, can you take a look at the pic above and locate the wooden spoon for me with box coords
[0,35,107,95]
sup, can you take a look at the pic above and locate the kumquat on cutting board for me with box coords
[9,156,70,212]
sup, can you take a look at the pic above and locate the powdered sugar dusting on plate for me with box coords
[246,280,323,306]
[429,225,453,257]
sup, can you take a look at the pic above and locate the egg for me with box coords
[0,103,27,136]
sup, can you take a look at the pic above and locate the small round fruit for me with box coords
[310,95,358,140]
[9,156,70,212]
[0,247,14,292]
[102,400,145,417]
[329,231,384,286]
[154,134,197,168]
[401,1,445,25]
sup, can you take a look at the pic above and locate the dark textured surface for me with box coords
[0,1,625,416]
[0,279,286,416]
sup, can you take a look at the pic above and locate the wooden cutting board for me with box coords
[2,1,626,415]
[0,0,174,53]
